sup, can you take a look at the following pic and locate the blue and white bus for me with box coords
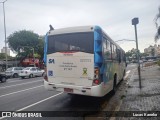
[43,26,126,97]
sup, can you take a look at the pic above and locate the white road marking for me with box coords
[126,70,131,74]
[7,80,23,83]
[124,70,131,80]
[0,92,63,120]
[17,92,63,111]
[0,85,43,98]
[0,80,42,89]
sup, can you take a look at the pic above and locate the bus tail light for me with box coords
[93,67,101,86]
[93,79,100,85]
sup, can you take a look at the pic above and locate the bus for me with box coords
[43,26,126,97]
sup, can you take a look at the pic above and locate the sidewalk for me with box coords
[117,65,160,120]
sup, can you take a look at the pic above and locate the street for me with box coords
[0,64,137,120]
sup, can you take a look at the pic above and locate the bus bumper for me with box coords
[44,80,108,97]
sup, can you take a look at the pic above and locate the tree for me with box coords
[0,53,12,60]
[7,30,44,60]
[126,51,132,58]
[154,6,160,42]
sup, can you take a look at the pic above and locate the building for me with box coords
[144,44,160,57]
[1,47,10,56]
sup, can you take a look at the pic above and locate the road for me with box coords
[0,64,137,120]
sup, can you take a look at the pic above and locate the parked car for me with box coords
[0,73,7,83]
[5,67,24,78]
[148,59,154,62]
[19,67,44,79]
[139,60,143,64]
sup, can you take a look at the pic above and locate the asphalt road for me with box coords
[0,64,137,120]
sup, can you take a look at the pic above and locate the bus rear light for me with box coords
[44,75,48,82]
[94,69,99,75]
[93,79,101,86]
[94,67,100,79]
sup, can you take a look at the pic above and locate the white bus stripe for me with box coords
[0,80,42,89]
[0,85,43,98]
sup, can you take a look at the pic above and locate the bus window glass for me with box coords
[103,39,107,59]
[48,32,94,54]
[112,45,117,60]
[106,41,112,60]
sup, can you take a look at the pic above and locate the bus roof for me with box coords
[48,26,95,36]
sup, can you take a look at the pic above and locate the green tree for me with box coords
[154,6,160,42]
[7,30,44,60]
[0,53,12,60]
[126,51,132,58]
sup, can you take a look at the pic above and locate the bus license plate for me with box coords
[64,88,73,93]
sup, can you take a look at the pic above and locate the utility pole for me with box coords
[132,17,142,89]
[0,0,8,69]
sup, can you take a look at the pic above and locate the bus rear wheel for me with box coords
[111,74,117,95]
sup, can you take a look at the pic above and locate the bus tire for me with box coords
[122,70,126,81]
[111,74,117,95]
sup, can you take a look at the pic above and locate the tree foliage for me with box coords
[7,30,44,59]
[154,6,160,42]
[0,53,12,60]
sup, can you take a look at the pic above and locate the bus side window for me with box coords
[117,49,121,63]
[112,44,117,60]
[102,39,107,60]
[106,40,112,60]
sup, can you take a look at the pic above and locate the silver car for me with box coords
[5,67,24,78]
[19,67,44,79]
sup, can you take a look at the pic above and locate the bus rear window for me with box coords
[47,32,94,54]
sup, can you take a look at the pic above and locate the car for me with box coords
[5,67,24,78]
[148,59,154,62]
[19,67,44,79]
[139,60,143,64]
[0,73,7,83]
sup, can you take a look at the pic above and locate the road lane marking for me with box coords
[0,80,42,89]
[0,85,43,98]
[126,70,131,74]
[7,80,24,83]
[123,70,130,80]
[17,92,63,111]
[0,92,63,120]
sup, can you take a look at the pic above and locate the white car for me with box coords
[5,67,24,78]
[19,67,44,79]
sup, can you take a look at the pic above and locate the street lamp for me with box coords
[0,0,7,69]
[132,17,142,89]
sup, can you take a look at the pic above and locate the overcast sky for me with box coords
[0,0,160,55]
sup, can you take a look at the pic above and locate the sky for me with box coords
[0,0,160,56]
